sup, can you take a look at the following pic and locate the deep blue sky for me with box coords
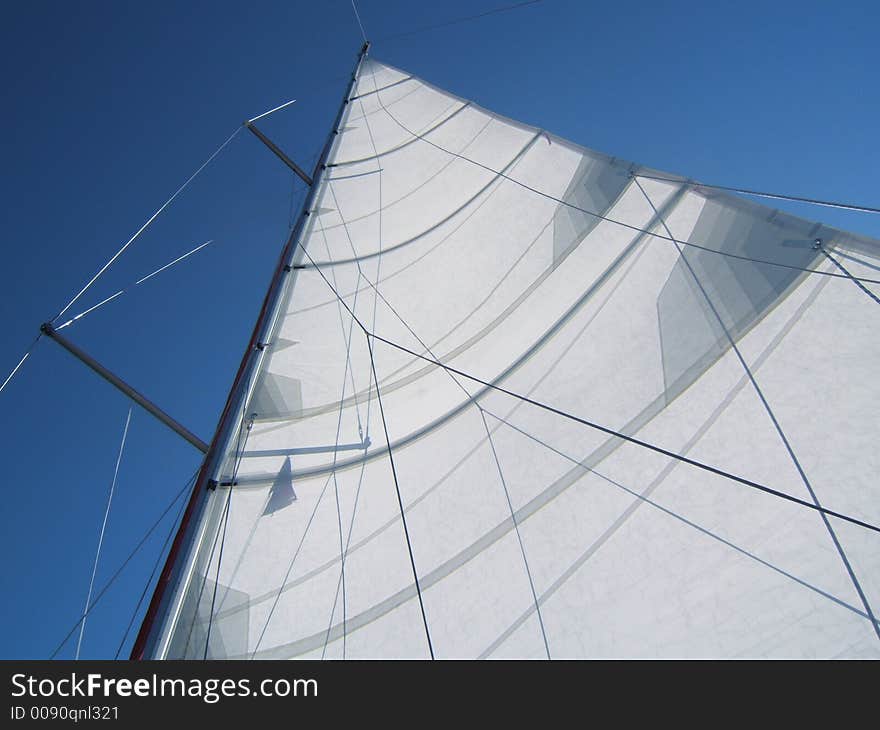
[1,0,878,659]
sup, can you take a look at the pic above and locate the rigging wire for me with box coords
[479,408,552,659]
[293,177,880,645]
[32,36,878,658]
[378,0,544,42]
[114,477,190,659]
[293,239,880,537]
[43,66,357,328]
[632,176,879,641]
[350,0,368,43]
[51,127,242,324]
[334,82,555,653]
[317,196,367,437]
[251,474,334,658]
[48,468,199,659]
[637,173,880,216]
[365,332,435,659]
[359,63,389,443]
[0,333,41,397]
[346,95,880,287]
[56,239,217,330]
[247,97,298,124]
[376,331,880,535]
[76,408,132,659]
[317,78,391,659]
[479,407,879,639]
[376,330,880,535]
[330,92,554,653]
[317,268,364,658]
[819,246,880,306]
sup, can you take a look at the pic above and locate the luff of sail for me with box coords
[149,56,880,659]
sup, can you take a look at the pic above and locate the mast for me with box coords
[130,40,371,659]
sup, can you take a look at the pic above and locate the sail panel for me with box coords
[157,56,880,658]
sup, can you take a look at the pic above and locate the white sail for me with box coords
[154,56,880,659]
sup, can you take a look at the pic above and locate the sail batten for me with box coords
[153,53,880,659]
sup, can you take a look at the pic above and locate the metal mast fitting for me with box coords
[244,121,313,186]
[40,323,209,454]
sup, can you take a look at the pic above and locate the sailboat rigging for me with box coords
[3,5,879,659]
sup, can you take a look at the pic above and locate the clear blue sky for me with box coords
[1,0,878,659]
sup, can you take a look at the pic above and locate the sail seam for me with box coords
[820,248,880,305]
[246,236,872,643]
[478,400,876,656]
[365,89,880,287]
[318,78,392,659]
[637,172,880,216]
[251,473,334,658]
[366,333,435,658]
[250,189,684,466]
[322,81,436,654]
[343,66,555,653]
[632,176,880,642]
[315,212,366,659]
[332,101,470,166]
[479,408,552,659]
[296,232,880,534]
[347,72,555,653]
[308,129,538,267]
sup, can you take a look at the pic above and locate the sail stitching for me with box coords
[353,63,557,651]
[479,409,553,658]
[324,75,439,656]
[256,214,880,657]
[478,404,878,655]
[366,333,435,658]
[251,473,334,658]
[334,115,555,653]
[366,91,880,287]
[316,215,366,437]
[315,211,365,659]
[819,248,880,305]
[277,237,877,652]
[637,172,880,216]
[308,127,535,263]
[294,234,880,535]
[319,66,391,660]
[632,176,880,641]
[332,101,470,167]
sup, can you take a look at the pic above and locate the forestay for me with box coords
[154,56,880,658]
